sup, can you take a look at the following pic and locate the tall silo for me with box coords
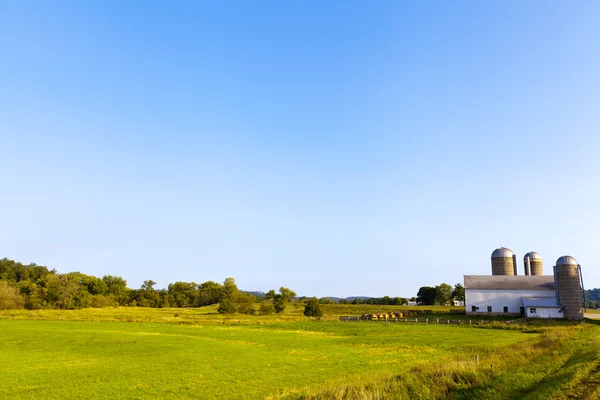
[491,247,515,275]
[524,252,543,275]
[554,256,584,320]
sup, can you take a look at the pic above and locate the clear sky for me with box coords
[1,1,599,297]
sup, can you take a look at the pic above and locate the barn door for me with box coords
[539,308,550,318]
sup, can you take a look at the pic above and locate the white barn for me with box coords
[464,275,562,318]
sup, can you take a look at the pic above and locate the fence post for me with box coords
[447,319,450,324]
[436,318,439,324]
[426,318,428,324]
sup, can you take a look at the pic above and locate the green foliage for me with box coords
[0,281,24,310]
[304,297,323,317]
[168,281,198,307]
[218,277,240,314]
[417,283,464,306]
[198,281,223,306]
[265,286,296,314]
[452,283,465,303]
[258,300,275,315]
[237,292,257,314]
[417,286,437,305]
[434,283,453,306]
[0,257,255,312]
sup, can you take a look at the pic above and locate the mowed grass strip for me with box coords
[0,319,532,399]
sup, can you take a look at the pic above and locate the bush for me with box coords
[0,281,24,310]
[304,297,323,318]
[218,299,238,314]
[259,301,275,316]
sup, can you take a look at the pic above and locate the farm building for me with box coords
[464,275,557,316]
[464,248,585,320]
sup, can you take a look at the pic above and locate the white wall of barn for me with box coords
[465,289,556,314]
[525,307,563,319]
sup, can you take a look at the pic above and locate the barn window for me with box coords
[503,306,508,313]
[487,306,492,312]
[529,308,537,314]
[471,306,477,312]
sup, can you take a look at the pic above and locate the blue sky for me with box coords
[1,1,599,297]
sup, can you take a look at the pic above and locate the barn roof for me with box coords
[521,297,561,308]
[464,275,556,291]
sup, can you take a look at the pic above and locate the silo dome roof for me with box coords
[524,252,542,260]
[556,256,578,266]
[491,247,514,258]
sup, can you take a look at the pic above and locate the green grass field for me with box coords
[1,306,599,399]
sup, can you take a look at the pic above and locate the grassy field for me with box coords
[1,306,599,399]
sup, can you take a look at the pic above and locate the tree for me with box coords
[258,300,275,316]
[218,277,239,314]
[198,281,223,306]
[103,275,128,304]
[416,286,437,305]
[303,297,323,318]
[265,286,297,314]
[452,283,465,303]
[133,280,160,307]
[435,283,453,306]
[168,281,198,308]
[237,292,257,314]
[0,281,24,310]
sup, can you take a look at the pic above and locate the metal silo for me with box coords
[491,247,515,275]
[524,252,543,275]
[554,256,584,320]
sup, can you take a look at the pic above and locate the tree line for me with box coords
[416,283,465,306]
[0,258,307,315]
[585,289,600,309]
[1,257,466,313]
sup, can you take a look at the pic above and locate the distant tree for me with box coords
[452,283,465,303]
[198,281,223,306]
[319,297,335,304]
[303,297,323,318]
[417,286,437,305]
[102,275,128,305]
[351,298,360,305]
[258,300,275,316]
[158,289,170,308]
[218,277,240,314]
[168,281,198,308]
[265,286,297,314]
[435,283,453,306]
[134,280,160,307]
[0,281,24,310]
[237,292,257,314]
